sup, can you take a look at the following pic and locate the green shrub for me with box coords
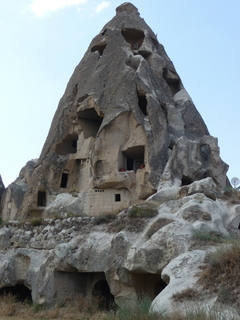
[128,203,158,219]
[117,295,159,320]
[192,229,227,245]
[30,218,43,227]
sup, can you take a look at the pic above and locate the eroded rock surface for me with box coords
[0,2,236,317]
[0,185,239,313]
[1,2,228,221]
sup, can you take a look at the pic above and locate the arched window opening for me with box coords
[92,280,115,311]
[60,170,69,188]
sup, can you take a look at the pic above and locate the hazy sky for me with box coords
[1,0,240,187]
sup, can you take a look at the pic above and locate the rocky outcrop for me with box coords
[0,2,235,318]
[0,175,5,200]
[0,179,239,314]
[0,2,228,221]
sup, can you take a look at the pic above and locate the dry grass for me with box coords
[171,288,199,303]
[0,293,239,320]
[198,241,240,307]
[190,229,227,249]
[221,187,240,204]
[128,202,159,219]
[146,218,174,238]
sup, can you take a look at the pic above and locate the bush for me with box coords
[30,218,43,227]
[222,187,240,204]
[128,203,158,219]
[199,241,240,307]
[192,229,227,245]
[93,213,115,225]
[117,295,159,320]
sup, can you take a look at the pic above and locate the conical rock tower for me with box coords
[1,2,228,220]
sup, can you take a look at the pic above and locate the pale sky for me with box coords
[1,0,240,187]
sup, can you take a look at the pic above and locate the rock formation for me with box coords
[0,3,228,221]
[0,2,238,318]
[0,175,4,201]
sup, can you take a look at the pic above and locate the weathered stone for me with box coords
[151,250,206,314]
[0,227,10,249]
[1,0,227,221]
[0,175,5,201]
[187,177,217,200]
[0,2,235,316]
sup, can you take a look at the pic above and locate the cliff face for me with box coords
[1,2,228,221]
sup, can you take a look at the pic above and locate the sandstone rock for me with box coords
[187,177,217,200]
[159,136,228,191]
[0,2,235,317]
[151,250,206,314]
[0,227,10,249]
[1,0,228,221]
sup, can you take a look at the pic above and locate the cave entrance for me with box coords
[121,28,145,50]
[138,92,148,116]
[122,146,145,172]
[131,273,167,300]
[181,175,194,186]
[78,108,103,138]
[0,284,32,302]
[55,134,78,155]
[92,280,115,311]
[53,271,87,302]
[52,271,115,310]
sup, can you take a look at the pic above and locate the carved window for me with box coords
[37,191,46,207]
[60,171,69,188]
[115,194,121,202]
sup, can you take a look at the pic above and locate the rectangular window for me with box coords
[60,173,69,188]
[115,194,121,202]
[37,191,46,207]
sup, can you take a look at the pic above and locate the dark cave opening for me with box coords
[121,28,145,50]
[131,273,167,301]
[55,134,78,155]
[0,284,32,302]
[138,93,148,116]
[37,191,46,207]
[60,172,69,188]
[181,175,194,186]
[91,43,107,57]
[92,280,115,311]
